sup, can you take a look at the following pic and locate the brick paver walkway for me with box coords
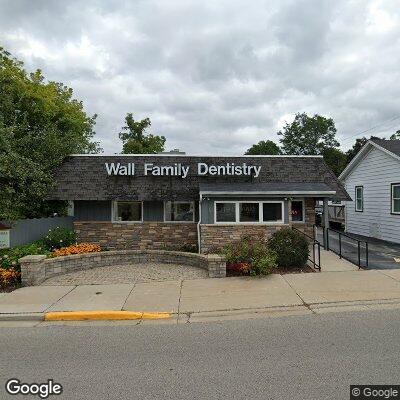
[41,263,208,286]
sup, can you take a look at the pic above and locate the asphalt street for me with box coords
[1,309,400,400]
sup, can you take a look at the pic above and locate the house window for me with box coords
[391,183,400,214]
[355,186,363,212]
[239,203,259,222]
[215,202,236,222]
[214,201,284,224]
[291,200,304,222]
[262,202,283,222]
[113,201,142,222]
[164,201,194,222]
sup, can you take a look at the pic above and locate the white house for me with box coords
[339,139,400,244]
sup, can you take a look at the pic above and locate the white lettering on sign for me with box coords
[105,162,261,178]
[0,230,10,249]
[105,163,135,176]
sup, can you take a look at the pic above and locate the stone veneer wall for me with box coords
[200,224,285,254]
[19,250,226,286]
[74,222,198,251]
[200,198,316,253]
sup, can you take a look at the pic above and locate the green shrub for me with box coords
[268,228,309,267]
[0,242,50,271]
[222,235,277,276]
[43,227,76,250]
[250,250,278,276]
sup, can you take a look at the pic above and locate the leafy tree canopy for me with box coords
[321,147,347,177]
[119,113,166,154]
[245,140,281,155]
[0,47,101,220]
[278,113,339,155]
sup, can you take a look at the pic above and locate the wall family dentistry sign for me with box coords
[105,162,262,178]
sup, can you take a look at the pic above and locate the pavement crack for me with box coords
[43,285,77,313]
[121,282,136,311]
[280,275,316,314]
[176,279,184,324]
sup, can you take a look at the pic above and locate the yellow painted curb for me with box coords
[44,311,171,321]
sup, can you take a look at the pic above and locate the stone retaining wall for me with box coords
[19,250,226,286]
[74,222,198,251]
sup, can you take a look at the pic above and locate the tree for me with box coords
[245,140,281,155]
[278,113,339,155]
[345,135,382,163]
[119,113,166,154]
[321,147,347,176]
[0,47,101,220]
[390,130,400,140]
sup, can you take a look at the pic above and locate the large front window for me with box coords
[239,203,259,222]
[113,201,142,222]
[392,184,400,214]
[215,202,236,222]
[263,202,283,222]
[165,201,194,222]
[215,201,284,223]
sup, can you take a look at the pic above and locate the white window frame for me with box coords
[355,186,363,212]
[391,183,400,215]
[163,201,195,223]
[112,201,143,223]
[290,199,305,223]
[214,201,284,224]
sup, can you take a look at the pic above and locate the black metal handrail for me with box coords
[292,227,321,271]
[326,228,369,269]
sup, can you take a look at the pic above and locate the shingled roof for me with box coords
[370,138,400,157]
[48,154,350,201]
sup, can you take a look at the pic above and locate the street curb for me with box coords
[44,311,171,321]
[0,313,44,321]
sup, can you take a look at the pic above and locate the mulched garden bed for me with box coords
[0,284,21,293]
[226,265,315,277]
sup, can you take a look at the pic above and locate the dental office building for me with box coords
[49,153,350,253]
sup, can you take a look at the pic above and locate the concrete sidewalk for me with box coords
[1,269,400,323]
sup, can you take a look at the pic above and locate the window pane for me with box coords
[117,202,142,221]
[216,203,236,222]
[165,202,194,221]
[239,203,259,222]
[393,185,400,198]
[356,187,362,200]
[394,199,400,213]
[263,203,282,222]
[291,201,303,222]
[356,199,362,211]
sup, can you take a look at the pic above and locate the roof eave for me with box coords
[200,190,336,196]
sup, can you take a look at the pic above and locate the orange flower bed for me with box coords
[51,243,101,258]
[0,268,21,288]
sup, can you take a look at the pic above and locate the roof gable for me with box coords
[339,140,400,181]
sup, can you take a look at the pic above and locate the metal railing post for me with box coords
[357,241,361,268]
[318,242,321,269]
[326,228,329,251]
[339,232,342,259]
[365,242,369,268]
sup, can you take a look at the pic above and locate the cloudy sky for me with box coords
[1,0,399,154]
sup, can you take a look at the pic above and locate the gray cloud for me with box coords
[1,0,400,154]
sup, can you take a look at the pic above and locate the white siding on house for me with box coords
[344,146,400,243]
